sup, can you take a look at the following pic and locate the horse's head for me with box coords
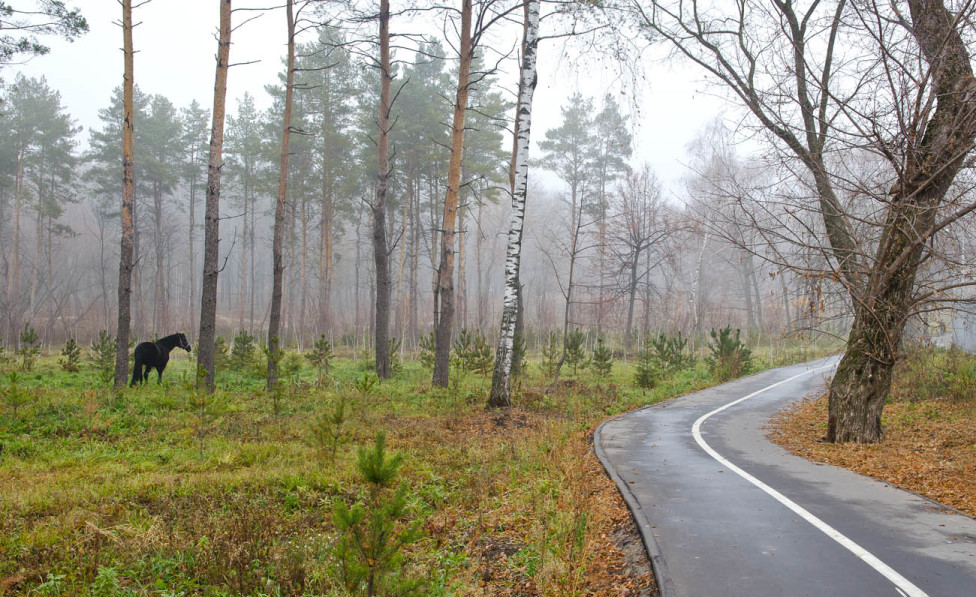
[178,333,192,352]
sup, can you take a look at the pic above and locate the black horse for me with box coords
[130,332,192,386]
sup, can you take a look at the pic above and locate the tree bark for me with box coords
[188,155,197,335]
[432,0,473,388]
[319,141,334,335]
[488,0,539,407]
[197,0,232,392]
[154,182,165,334]
[239,188,248,331]
[268,0,295,390]
[827,0,976,442]
[372,0,393,379]
[114,0,136,388]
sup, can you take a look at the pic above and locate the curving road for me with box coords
[596,357,976,597]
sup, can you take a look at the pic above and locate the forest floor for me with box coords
[769,345,976,519]
[0,337,833,596]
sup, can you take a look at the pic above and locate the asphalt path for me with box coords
[595,357,976,597]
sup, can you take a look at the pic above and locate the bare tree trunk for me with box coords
[409,175,419,342]
[29,208,40,321]
[740,253,755,331]
[355,202,363,336]
[488,0,539,407]
[197,0,232,392]
[749,255,763,329]
[395,188,408,337]
[826,0,976,442]
[319,156,333,335]
[780,274,792,330]
[372,0,393,379]
[114,0,136,387]
[6,151,25,338]
[154,183,165,334]
[553,194,583,386]
[476,199,485,332]
[188,165,197,333]
[268,0,295,390]
[624,254,639,350]
[249,189,255,329]
[457,192,467,331]
[432,0,473,388]
[239,190,247,331]
[690,230,708,353]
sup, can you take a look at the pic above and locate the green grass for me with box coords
[0,336,839,596]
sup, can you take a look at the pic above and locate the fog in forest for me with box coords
[6,0,973,362]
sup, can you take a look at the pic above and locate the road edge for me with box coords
[591,357,841,597]
[593,408,676,597]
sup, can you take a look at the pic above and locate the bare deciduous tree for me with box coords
[621,0,976,442]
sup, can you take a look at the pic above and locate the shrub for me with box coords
[388,337,403,376]
[591,338,613,378]
[17,324,40,372]
[89,330,115,384]
[565,328,588,374]
[511,332,527,381]
[1,371,33,418]
[330,432,425,596]
[451,329,475,372]
[649,331,692,373]
[58,338,81,373]
[230,329,257,370]
[419,332,435,369]
[634,347,657,391]
[213,336,229,372]
[281,351,304,378]
[355,372,377,401]
[707,325,752,382]
[310,391,350,460]
[452,329,493,378]
[541,331,560,378]
[306,334,334,376]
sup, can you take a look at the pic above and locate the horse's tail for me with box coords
[130,351,144,386]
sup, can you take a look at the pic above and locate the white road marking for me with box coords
[691,363,929,597]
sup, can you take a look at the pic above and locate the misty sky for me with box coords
[10,0,728,194]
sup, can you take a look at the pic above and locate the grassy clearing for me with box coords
[770,344,976,518]
[0,336,837,596]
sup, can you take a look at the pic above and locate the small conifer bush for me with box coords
[707,325,753,382]
[230,329,257,370]
[565,328,588,374]
[58,338,81,373]
[17,325,40,372]
[634,347,658,391]
[89,330,115,384]
[330,431,425,596]
[306,334,334,376]
[591,337,613,378]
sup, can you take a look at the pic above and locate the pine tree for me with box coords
[58,338,81,373]
[591,337,613,378]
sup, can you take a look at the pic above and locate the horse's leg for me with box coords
[157,365,164,385]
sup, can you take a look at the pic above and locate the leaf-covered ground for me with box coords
[769,347,976,519]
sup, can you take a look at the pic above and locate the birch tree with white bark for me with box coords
[488,0,539,408]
